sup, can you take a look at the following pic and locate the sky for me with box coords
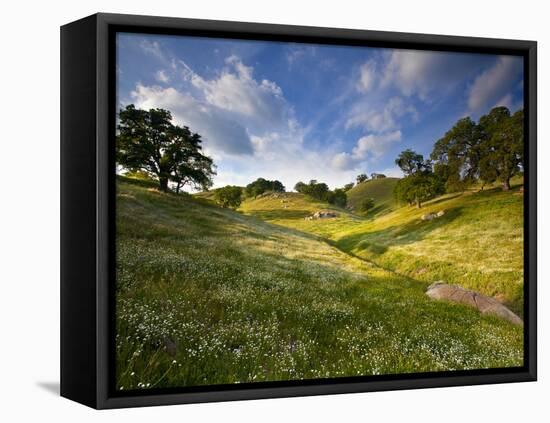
[116,33,524,191]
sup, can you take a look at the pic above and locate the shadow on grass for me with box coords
[424,192,464,207]
[243,209,312,220]
[357,203,395,220]
[336,207,463,256]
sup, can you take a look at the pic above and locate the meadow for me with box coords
[241,177,525,315]
[115,176,524,391]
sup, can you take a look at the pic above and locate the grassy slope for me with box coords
[334,184,525,314]
[242,180,524,314]
[116,177,522,390]
[346,177,399,216]
[239,191,363,238]
[192,190,216,201]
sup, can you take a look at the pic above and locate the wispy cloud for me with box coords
[467,56,523,115]
[382,49,486,101]
[139,39,166,61]
[131,84,254,156]
[356,59,377,93]
[125,41,358,188]
[187,55,289,132]
[329,49,499,172]
[155,69,170,83]
[331,131,402,171]
[118,34,524,189]
[285,44,317,68]
[345,97,418,133]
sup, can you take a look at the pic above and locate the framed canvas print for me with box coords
[60,13,537,409]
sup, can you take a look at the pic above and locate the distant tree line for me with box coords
[213,177,286,209]
[215,177,350,210]
[355,173,387,185]
[294,180,347,207]
[245,178,285,198]
[393,106,524,208]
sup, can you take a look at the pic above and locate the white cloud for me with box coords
[139,39,165,61]
[467,56,523,115]
[357,60,376,92]
[182,55,288,132]
[330,130,402,171]
[331,152,358,171]
[352,130,402,160]
[382,49,486,101]
[131,84,254,156]
[155,70,170,83]
[127,40,429,189]
[382,50,438,98]
[128,50,296,158]
[127,50,359,189]
[345,97,418,133]
[286,45,316,67]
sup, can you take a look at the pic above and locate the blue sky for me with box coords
[116,33,524,190]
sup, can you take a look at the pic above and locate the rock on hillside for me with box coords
[421,210,445,221]
[304,211,339,221]
[426,282,523,325]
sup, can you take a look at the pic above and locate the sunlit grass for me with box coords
[334,182,524,314]
[116,177,523,391]
[241,179,524,314]
[239,192,363,238]
[346,177,399,216]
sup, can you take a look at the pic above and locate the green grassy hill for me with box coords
[346,177,400,216]
[193,186,245,203]
[241,180,524,315]
[333,183,525,314]
[192,190,217,201]
[115,177,522,390]
[239,191,362,238]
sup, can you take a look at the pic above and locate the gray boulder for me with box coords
[426,281,523,325]
[421,210,445,221]
[421,213,437,221]
[309,211,338,219]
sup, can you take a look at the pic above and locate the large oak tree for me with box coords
[430,117,483,192]
[116,104,215,192]
[394,149,443,208]
[430,107,523,192]
[478,107,524,191]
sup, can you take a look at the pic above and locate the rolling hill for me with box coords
[333,182,525,314]
[346,177,400,216]
[115,176,522,390]
[239,191,362,237]
[239,179,524,315]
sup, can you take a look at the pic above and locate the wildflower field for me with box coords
[115,176,523,391]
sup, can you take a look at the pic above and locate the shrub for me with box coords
[358,198,375,213]
[214,186,243,208]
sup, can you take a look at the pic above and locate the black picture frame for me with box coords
[61,12,537,409]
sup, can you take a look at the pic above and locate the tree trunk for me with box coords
[502,178,511,191]
[176,182,181,194]
[416,199,422,208]
[159,176,169,192]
